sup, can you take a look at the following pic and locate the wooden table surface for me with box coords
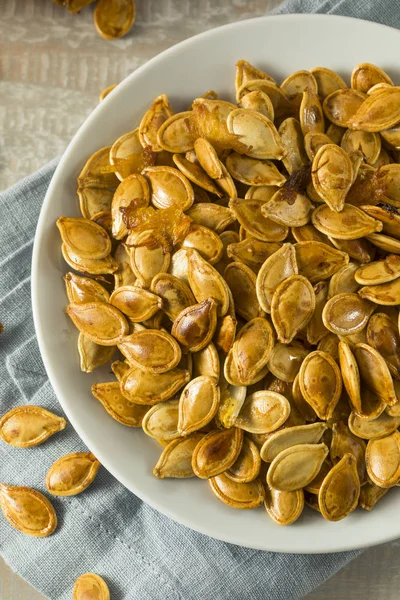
[1,1,400,598]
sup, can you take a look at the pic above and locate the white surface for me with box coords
[31,13,400,555]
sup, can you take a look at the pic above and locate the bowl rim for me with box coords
[32,12,400,553]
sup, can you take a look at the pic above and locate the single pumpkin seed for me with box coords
[354,343,397,406]
[299,351,342,419]
[235,391,290,434]
[57,217,112,260]
[264,486,304,525]
[142,400,180,441]
[323,89,366,128]
[171,298,218,352]
[0,406,66,448]
[318,453,360,521]
[120,365,190,405]
[46,452,100,497]
[226,437,261,483]
[311,144,353,211]
[178,376,220,436]
[322,293,374,336]
[349,87,400,132]
[267,443,328,492]
[312,203,382,239]
[271,275,315,344]
[118,329,181,373]
[187,249,230,316]
[153,434,204,479]
[260,422,327,462]
[366,430,400,487]
[268,340,308,383]
[110,285,162,322]
[78,334,115,373]
[295,241,349,283]
[367,313,400,379]
[192,427,243,479]
[209,473,265,509]
[330,421,367,485]
[92,381,149,427]
[0,484,57,537]
[226,153,286,187]
[66,302,129,346]
[348,410,400,439]
[73,573,110,600]
[229,198,288,243]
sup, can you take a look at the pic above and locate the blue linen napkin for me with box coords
[0,1,398,598]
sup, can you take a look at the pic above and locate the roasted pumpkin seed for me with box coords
[0,406,66,448]
[0,484,57,537]
[46,452,100,497]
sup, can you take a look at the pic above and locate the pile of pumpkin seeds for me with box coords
[10,59,400,529]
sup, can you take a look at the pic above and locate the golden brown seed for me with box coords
[118,330,181,373]
[142,400,180,441]
[171,298,218,352]
[226,438,261,483]
[192,427,243,479]
[239,90,275,120]
[66,302,129,346]
[311,144,353,212]
[278,118,308,175]
[311,67,347,99]
[180,225,223,265]
[330,421,367,485]
[295,241,349,283]
[366,430,400,487]
[322,293,374,336]
[358,277,400,305]
[120,365,190,405]
[178,376,220,436]
[0,406,66,448]
[157,111,196,153]
[193,138,223,179]
[307,281,329,345]
[264,486,304,526]
[94,0,135,39]
[292,373,318,422]
[366,313,400,379]
[260,422,327,463]
[359,482,389,510]
[187,250,230,316]
[92,381,149,427]
[46,452,100,497]
[262,188,313,228]
[328,263,361,298]
[187,203,235,233]
[312,204,382,240]
[61,243,119,276]
[348,411,400,439]
[139,94,173,152]
[267,443,329,492]
[150,273,195,321]
[173,154,223,196]
[227,238,281,272]
[57,217,112,260]
[354,343,397,406]
[367,233,400,254]
[73,573,110,600]
[0,484,57,537]
[64,272,110,304]
[318,454,360,521]
[129,229,171,287]
[299,351,342,420]
[224,262,263,322]
[349,87,400,132]
[355,255,400,285]
[235,391,290,434]
[143,166,194,211]
[323,89,365,128]
[351,63,393,94]
[226,153,286,187]
[256,243,298,313]
[229,198,288,243]
[299,87,325,135]
[268,340,308,383]
[78,334,115,373]
[338,341,362,413]
[226,108,285,160]
[209,473,265,509]
[78,187,114,220]
[111,173,150,239]
[153,434,204,479]
[271,275,315,344]
[78,146,119,189]
[233,317,275,384]
[110,285,162,322]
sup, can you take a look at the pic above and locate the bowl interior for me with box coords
[32,13,400,553]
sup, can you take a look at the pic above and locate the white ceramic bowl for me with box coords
[32,14,400,553]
